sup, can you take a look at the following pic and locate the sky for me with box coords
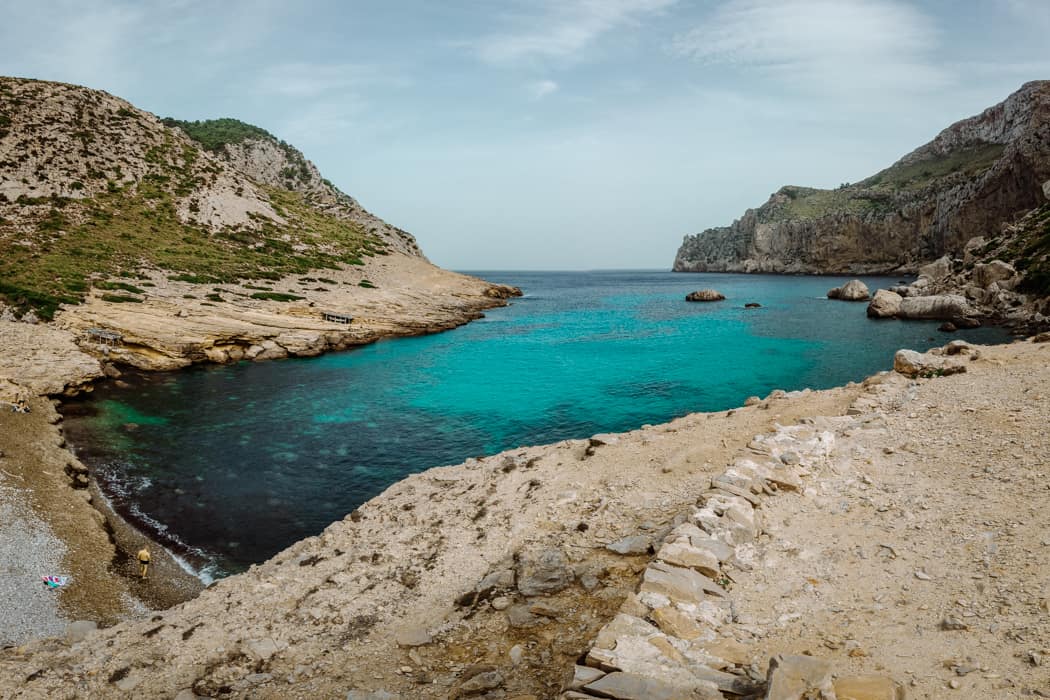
[2,1,1049,270]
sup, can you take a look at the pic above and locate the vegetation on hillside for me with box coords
[758,143,1006,224]
[162,117,312,185]
[996,203,1050,296]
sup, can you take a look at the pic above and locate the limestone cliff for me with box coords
[674,81,1050,275]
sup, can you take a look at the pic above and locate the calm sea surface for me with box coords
[62,271,1008,579]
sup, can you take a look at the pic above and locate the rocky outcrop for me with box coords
[686,289,725,302]
[875,201,1050,332]
[674,81,1050,274]
[827,279,870,301]
[867,289,902,318]
[217,137,423,258]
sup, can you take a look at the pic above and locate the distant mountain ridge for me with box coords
[673,81,1050,276]
[0,77,420,318]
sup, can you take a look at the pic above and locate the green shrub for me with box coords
[250,291,304,302]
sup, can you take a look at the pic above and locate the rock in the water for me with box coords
[898,294,971,320]
[744,302,762,308]
[834,279,871,301]
[938,321,957,332]
[65,620,98,644]
[606,535,651,555]
[833,674,904,700]
[764,654,834,700]
[867,289,902,318]
[516,547,574,596]
[686,289,725,302]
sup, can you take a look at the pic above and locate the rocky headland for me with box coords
[673,81,1050,279]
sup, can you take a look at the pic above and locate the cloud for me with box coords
[673,0,951,96]
[469,0,678,64]
[528,79,559,99]
[255,62,398,98]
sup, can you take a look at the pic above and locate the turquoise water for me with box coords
[62,271,1008,578]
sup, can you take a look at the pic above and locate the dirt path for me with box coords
[729,340,1050,698]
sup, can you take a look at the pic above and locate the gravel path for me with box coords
[0,481,68,646]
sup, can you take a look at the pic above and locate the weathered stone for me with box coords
[943,339,970,355]
[831,279,870,301]
[394,626,431,647]
[569,664,606,690]
[457,670,503,695]
[517,548,574,596]
[700,638,751,666]
[584,671,719,700]
[65,620,98,644]
[867,289,903,318]
[656,542,720,578]
[641,562,726,604]
[744,396,761,406]
[174,690,197,700]
[651,606,706,640]
[606,535,652,555]
[833,674,904,700]
[686,289,725,302]
[506,605,542,628]
[593,614,660,649]
[346,691,399,700]
[490,596,511,611]
[919,255,952,282]
[973,260,1016,289]
[764,654,834,700]
[894,349,967,378]
[898,294,971,320]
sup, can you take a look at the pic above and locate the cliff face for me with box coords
[674,81,1050,275]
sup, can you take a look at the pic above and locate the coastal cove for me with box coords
[61,270,1009,580]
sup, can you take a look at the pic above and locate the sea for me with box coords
[60,271,1009,581]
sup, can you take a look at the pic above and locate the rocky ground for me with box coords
[1,337,1047,698]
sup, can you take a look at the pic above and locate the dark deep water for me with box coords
[61,271,1009,580]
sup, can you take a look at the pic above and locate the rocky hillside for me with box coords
[674,80,1050,275]
[0,77,421,319]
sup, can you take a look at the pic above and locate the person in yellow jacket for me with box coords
[137,546,151,579]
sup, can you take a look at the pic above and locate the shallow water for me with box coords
[62,271,1008,579]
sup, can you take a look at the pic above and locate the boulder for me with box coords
[744,302,761,308]
[584,671,720,700]
[973,260,1017,289]
[898,294,971,320]
[839,279,870,300]
[606,535,651,555]
[764,654,834,700]
[918,254,952,282]
[893,349,967,378]
[866,289,902,318]
[686,289,725,302]
[516,548,573,596]
[833,675,905,700]
[938,321,957,332]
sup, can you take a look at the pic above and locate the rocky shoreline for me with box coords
[1,335,1048,698]
[0,257,521,646]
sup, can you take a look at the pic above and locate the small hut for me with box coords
[321,312,353,325]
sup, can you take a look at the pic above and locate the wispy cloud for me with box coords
[255,62,405,98]
[528,79,559,99]
[673,0,950,96]
[469,0,678,64]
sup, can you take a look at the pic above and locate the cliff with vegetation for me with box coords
[0,77,518,373]
[673,81,1050,277]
